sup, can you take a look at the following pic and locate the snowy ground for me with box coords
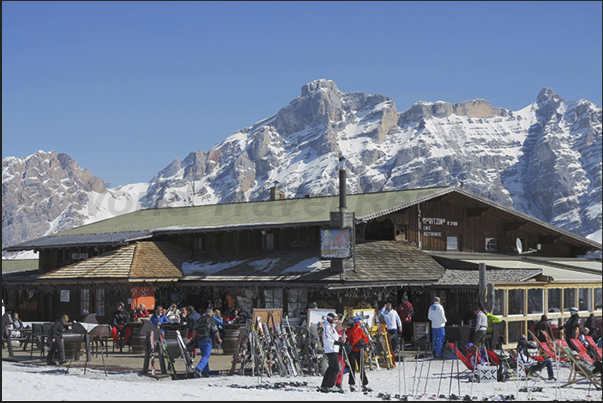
[2,358,601,401]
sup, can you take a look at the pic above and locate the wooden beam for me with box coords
[539,235,561,244]
[504,221,528,232]
[467,207,489,218]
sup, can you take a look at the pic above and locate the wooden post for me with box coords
[5,331,14,356]
[142,332,150,375]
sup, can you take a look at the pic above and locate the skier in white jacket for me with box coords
[428,296,447,358]
[379,302,402,353]
[320,312,344,393]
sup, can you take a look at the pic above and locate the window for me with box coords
[264,288,283,309]
[81,289,91,315]
[595,288,602,311]
[508,321,524,344]
[492,289,506,316]
[286,289,308,319]
[485,238,496,252]
[528,289,544,314]
[564,288,577,312]
[508,289,525,315]
[446,236,458,251]
[579,288,591,312]
[264,233,275,250]
[95,288,105,316]
[548,289,562,313]
[18,290,37,310]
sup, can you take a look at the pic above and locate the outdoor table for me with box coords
[70,322,111,375]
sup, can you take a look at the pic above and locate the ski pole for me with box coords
[398,341,401,397]
[456,344,461,397]
[415,348,426,396]
[341,342,357,391]
[448,344,454,397]
[402,340,407,396]
[423,351,432,396]
[436,346,445,397]
[554,341,561,400]
[411,346,420,396]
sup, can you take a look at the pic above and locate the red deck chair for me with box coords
[486,350,501,366]
[570,339,594,364]
[584,335,603,360]
[541,330,573,361]
[528,330,568,362]
[553,338,585,364]
[448,342,474,371]
[538,340,566,361]
[528,330,552,358]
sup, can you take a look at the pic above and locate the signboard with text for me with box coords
[320,228,352,258]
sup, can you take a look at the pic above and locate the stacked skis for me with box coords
[231,315,326,377]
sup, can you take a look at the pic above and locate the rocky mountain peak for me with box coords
[536,87,564,119]
[301,79,340,97]
[2,150,107,253]
[275,79,345,136]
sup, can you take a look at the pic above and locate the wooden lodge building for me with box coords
[3,185,601,348]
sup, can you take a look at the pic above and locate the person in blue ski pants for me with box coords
[194,308,222,377]
[428,296,447,358]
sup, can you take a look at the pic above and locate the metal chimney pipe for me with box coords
[337,157,346,211]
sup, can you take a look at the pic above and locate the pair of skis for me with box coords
[271,313,303,376]
[260,319,289,377]
[358,320,381,371]
[155,329,195,378]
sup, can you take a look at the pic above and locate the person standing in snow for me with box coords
[428,296,447,358]
[46,314,69,365]
[345,317,371,392]
[320,312,344,393]
[397,294,414,347]
[533,314,554,343]
[192,308,222,378]
[563,307,580,351]
[379,302,402,354]
[473,307,488,348]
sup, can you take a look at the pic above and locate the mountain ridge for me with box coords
[3,79,601,256]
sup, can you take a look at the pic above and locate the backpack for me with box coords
[193,315,213,338]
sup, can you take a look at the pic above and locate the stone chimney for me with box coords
[270,182,283,201]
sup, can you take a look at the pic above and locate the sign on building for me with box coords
[320,228,352,258]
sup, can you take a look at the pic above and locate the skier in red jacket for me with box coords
[345,317,372,392]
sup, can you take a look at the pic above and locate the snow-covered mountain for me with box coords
[2,151,148,256]
[2,79,602,257]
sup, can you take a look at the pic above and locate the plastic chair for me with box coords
[30,323,51,358]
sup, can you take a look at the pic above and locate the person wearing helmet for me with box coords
[563,307,580,351]
[112,301,133,350]
[345,317,371,392]
[320,312,344,393]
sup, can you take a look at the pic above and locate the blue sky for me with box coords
[3,1,602,187]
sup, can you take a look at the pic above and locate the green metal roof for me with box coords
[52,186,450,236]
[2,259,39,273]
